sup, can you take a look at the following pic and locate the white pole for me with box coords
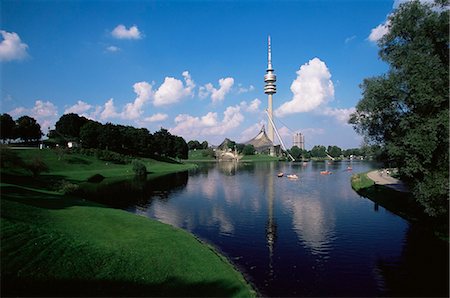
[265,110,295,161]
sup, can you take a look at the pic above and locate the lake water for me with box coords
[118,161,448,297]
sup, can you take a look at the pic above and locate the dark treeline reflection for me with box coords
[82,171,189,209]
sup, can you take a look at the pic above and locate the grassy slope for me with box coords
[1,149,255,297]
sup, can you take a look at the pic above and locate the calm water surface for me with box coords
[120,161,448,297]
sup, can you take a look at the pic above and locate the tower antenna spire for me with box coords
[268,35,272,70]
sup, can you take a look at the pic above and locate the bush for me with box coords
[132,160,147,176]
[87,173,105,183]
[58,180,80,195]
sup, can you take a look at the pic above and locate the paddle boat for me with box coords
[277,172,284,177]
[320,170,332,175]
[287,174,299,179]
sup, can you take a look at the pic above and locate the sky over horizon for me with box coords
[1,0,412,149]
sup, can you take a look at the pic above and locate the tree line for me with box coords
[46,113,188,159]
[0,114,43,143]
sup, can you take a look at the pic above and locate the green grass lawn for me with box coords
[1,148,255,297]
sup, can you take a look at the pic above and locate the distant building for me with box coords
[293,133,305,150]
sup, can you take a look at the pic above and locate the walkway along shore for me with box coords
[366,169,409,193]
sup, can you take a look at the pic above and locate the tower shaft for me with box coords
[264,36,276,144]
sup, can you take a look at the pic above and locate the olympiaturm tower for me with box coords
[264,36,276,146]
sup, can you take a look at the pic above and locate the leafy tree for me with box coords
[236,143,245,153]
[54,113,89,141]
[242,144,255,155]
[0,113,16,142]
[188,140,201,150]
[15,115,42,142]
[310,145,327,158]
[290,146,302,160]
[79,120,102,149]
[349,0,449,216]
[327,145,342,158]
[201,141,208,149]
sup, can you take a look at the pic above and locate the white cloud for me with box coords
[275,58,334,117]
[321,107,356,124]
[144,113,168,122]
[0,30,29,62]
[106,45,120,52]
[9,100,58,133]
[240,98,261,113]
[199,77,234,103]
[64,100,92,115]
[153,71,195,106]
[100,98,119,120]
[170,105,244,141]
[238,84,255,94]
[344,35,356,44]
[122,81,153,119]
[111,24,142,40]
[238,122,264,143]
[368,20,390,42]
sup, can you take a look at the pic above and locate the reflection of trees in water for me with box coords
[376,224,449,297]
[83,171,189,209]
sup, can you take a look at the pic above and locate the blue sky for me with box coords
[1,0,404,149]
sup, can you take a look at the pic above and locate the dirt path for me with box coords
[367,170,409,193]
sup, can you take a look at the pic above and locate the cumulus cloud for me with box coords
[144,113,168,122]
[368,20,390,42]
[170,105,244,141]
[100,98,119,120]
[322,107,356,124]
[111,24,142,40]
[240,98,261,113]
[237,84,255,94]
[0,30,29,62]
[122,81,153,119]
[64,100,92,115]
[199,77,234,103]
[275,58,334,117]
[153,71,195,106]
[9,100,58,133]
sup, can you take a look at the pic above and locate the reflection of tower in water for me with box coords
[265,163,277,279]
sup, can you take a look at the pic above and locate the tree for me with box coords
[349,0,449,216]
[0,113,16,142]
[15,116,42,142]
[79,120,102,149]
[310,145,327,158]
[201,141,208,149]
[188,140,201,150]
[290,146,302,160]
[327,145,342,158]
[54,113,89,141]
[242,144,255,155]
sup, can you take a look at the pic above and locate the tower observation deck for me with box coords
[264,36,276,145]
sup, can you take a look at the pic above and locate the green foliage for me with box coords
[131,159,147,176]
[0,113,16,141]
[0,146,24,168]
[242,144,255,155]
[310,145,327,158]
[87,174,105,183]
[57,180,80,195]
[15,115,43,142]
[327,145,342,158]
[201,148,215,158]
[349,1,449,217]
[54,113,89,142]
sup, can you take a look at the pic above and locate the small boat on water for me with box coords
[320,171,332,175]
[346,166,352,171]
[277,172,284,177]
[287,174,299,179]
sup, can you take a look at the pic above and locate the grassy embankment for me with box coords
[1,148,256,297]
[351,171,448,241]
